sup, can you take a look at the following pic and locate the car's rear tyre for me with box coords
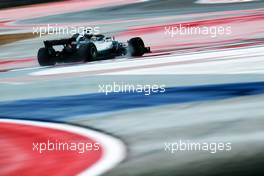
[37,48,56,66]
[79,43,98,62]
[128,37,145,56]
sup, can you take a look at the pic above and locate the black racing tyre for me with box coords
[37,47,56,66]
[128,37,145,57]
[79,43,98,62]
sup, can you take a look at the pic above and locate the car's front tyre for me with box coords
[128,37,146,57]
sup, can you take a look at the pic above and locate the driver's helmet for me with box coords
[83,29,92,35]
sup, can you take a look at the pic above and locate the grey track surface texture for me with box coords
[19,0,264,24]
[75,95,264,176]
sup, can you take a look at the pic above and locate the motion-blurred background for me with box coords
[0,0,264,176]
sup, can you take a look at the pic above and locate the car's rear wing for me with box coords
[44,38,75,47]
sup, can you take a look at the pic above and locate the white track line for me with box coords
[29,46,264,75]
[0,119,126,176]
[0,81,25,85]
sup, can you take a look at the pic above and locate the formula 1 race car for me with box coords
[37,32,151,66]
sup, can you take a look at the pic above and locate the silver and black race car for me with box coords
[37,32,151,66]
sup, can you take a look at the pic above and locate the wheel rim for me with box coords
[91,47,96,58]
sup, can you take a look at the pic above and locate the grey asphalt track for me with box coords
[19,0,264,24]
